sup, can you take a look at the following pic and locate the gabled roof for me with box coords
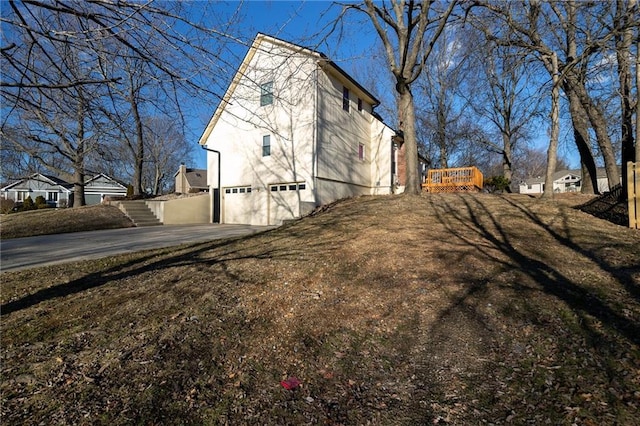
[199,33,381,145]
[84,173,127,191]
[1,173,72,191]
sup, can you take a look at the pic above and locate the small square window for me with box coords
[260,81,273,106]
[289,184,297,190]
[279,185,287,191]
[239,188,245,193]
[358,98,363,112]
[271,186,278,192]
[298,183,306,190]
[232,188,238,193]
[342,86,349,112]
[247,188,252,193]
[225,188,231,193]
[262,135,271,157]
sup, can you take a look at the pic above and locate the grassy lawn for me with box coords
[1,193,639,425]
[0,204,134,239]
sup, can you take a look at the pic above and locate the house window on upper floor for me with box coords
[47,192,58,202]
[342,86,350,112]
[358,98,363,112]
[358,143,365,161]
[262,135,271,157]
[260,81,273,106]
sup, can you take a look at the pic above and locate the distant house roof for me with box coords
[175,168,208,189]
[521,167,614,185]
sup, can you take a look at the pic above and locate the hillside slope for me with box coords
[2,194,639,425]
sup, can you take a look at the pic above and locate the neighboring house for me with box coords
[82,173,128,204]
[174,165,208,194]
[199,33,401,226]
[519,168,620,194]
[1,173,72,207]
[1,173,127,207]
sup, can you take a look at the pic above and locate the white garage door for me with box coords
[269,182,306,225]
[223,186,253,224]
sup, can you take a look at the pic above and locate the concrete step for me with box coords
[118,201,162,227]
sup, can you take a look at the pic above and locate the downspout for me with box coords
[313,65,319,202]
[201,146,221,223]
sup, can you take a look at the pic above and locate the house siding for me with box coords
[204,38,317,225]
[201,34,395,226]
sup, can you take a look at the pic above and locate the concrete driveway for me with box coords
[0,224,274,272]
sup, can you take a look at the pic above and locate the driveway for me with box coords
[0,224,274,272]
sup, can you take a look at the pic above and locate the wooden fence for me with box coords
[422,166,484,193]
[629,161,639,229]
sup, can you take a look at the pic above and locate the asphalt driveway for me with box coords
[0,224,274,272]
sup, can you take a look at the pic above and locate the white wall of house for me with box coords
[203,37,317,225]
[202,34,395,225]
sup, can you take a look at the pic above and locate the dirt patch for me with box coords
[1,194,639,425]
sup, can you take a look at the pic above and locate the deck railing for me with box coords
[422,166,484,193]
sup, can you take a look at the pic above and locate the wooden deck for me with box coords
[422,166,484,193]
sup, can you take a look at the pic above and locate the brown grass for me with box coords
[1,193,639,425]
[0,205,134,239]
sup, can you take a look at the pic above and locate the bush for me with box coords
[484,176,511,193]
[0,198,15,214]
[22,196,36,211]
[35,195,48,209]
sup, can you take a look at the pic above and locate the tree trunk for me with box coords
[565,85,599,194]
[543,53,559,199]
[131,100,144,196]
[567,74,621,191]
[501,129,513,192]
[72,97,86,207]
[398,84,421,195]
[616,0,635,197]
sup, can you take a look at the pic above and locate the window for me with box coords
[298,183,306,190]
[262,135,271,157]
[342,86,349,112]
[17,191,28,201]
[260,81,273,106]
[358,98,363,112]
[527,184,532,190]
[289,184,297,190]
[279,185,287,191]
[358,143,365,160]
[47,192,58,202]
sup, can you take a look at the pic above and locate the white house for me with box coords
[519,168,619,194]
[199,33,400,226]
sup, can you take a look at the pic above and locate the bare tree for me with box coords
[469,0,637,195]
[344,0,457,194]
[461,33,541,189]
[143,117,192,195]
[615,0,637,194]
[2,1,241,203]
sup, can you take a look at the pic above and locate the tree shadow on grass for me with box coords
[429,194,639,347]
